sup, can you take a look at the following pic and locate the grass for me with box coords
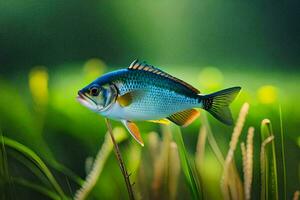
[221,103,249,200]
[0,135,67,199]
[279,105,287,200]
[261,119,279,200]
[172,124,202,200]
[74,124,128,200]
[1,60,299,199]
[0,102,296,199]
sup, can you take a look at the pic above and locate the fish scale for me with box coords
[111,71,200,118]
[110,69,198,97]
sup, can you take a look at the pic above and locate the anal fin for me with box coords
[167,109,200,127]
[121,120,144,146]
[147,119,170,125]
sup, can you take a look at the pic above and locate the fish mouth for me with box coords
[77,91,99,111]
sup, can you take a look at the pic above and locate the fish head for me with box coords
[77,82,117,112]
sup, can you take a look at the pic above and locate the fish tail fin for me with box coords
[200,87,241,125]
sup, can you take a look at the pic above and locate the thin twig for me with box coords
[105,118,135,200]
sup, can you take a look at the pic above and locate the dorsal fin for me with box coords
[128,59,200,94]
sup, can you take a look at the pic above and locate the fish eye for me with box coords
[90,86,100,96]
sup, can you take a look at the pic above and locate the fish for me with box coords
[77,59,241,146]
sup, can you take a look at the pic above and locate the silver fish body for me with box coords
[98,68,202,121]
[77,60,241,145]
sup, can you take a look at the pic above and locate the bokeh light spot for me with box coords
[198,67,223,90]
[83,58,106,81]
[29,66,48,106]
[257,85,278,104]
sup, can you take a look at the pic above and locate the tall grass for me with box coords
[74,126,127,200]
[244,127,254,200]
[279,105,287,200]
[0,102,290,199]
[168,142,181,200]
[260,134,274,200]
[221,103,249,200]
[0,135,68,199]
[261,119,280,200]
[172,124,202,200]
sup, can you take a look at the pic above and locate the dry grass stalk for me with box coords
[201,114,225,165]
[226,103,249,166]
[75,126,127,200]
[195,124,207,197]
[260,135,274,200]
[244,127,254,200]
[196,125,207,171]
[293,191,300,200]
[151,125,171,199]
[241,142,246,179]
[221,102,249,200]
[148,132,160,163]
[228,162,244,200]
[168,142,181,200]
[74,132,112,200]
[240,143,246,200]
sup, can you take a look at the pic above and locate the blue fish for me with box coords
[78,60,241,146]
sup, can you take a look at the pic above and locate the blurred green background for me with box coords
[0,1,299,199]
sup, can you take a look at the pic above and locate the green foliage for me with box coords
[0,135,69,200]
[12,177,62,200]
[260,119,279,200]
[279,106,287,200]
[0,64,298,199]
[171,125,202,200]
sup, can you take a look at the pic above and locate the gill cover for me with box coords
[78,83,118,112]
[100,84,118,111]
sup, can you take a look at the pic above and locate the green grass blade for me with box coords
[279,105,286,200]
[171,124,202,200]
[261,119,279,200]
[0,132,13,199]
[0,136,68,199]
[201,114,224,165]
[12,177,62,200]
[260,135,274,200]
[50,162,84,186]
[7,150,51,186]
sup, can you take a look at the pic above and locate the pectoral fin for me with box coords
[167,109,200,127]
[147,119,170,125]
[121,120,144,146]
[117,90,146,107]
[117,92,133,107]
